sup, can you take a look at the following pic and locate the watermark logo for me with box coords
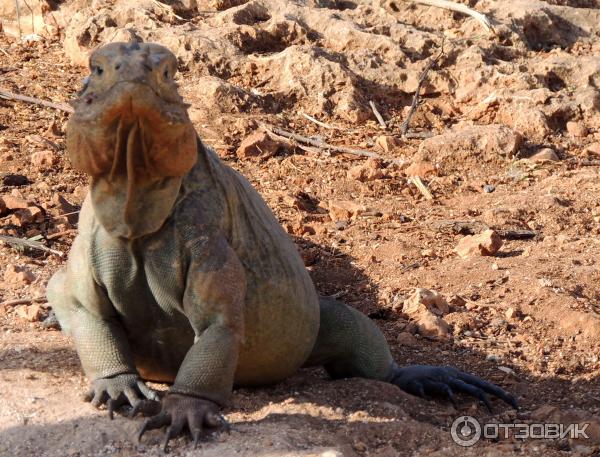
[451,416,482,447]
[450,416,589,447]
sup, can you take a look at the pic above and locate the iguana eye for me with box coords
[163,68,170,80]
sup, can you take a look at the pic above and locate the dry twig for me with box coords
[264,126,406,166]
[409,176,434,200]
[0,234,63,257]
[0,296,46,308]
[300,112,337,130]
[400,41,445,137]
[0,88,73,113]
[410,0,494,33]
[369,101,386,128]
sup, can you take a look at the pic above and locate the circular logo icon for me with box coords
[451,415,481,447]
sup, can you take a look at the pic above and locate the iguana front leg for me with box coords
[137,240,246,450]
[48,247,159,417]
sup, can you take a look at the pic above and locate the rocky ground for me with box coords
[1,0,600,455]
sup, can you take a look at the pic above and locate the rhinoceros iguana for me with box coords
[47,41,516,450]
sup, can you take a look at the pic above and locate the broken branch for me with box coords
[264,126,406,166]
[0,234,64,257]
[400,41,445,137]
[0,296,46,308]
[410,0,494,33]
[300,112,337,130]
[369,101,386,128]
[0,88,74,113]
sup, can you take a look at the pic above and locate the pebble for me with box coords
[31,150,58,168]
[236,131,281,160]
[483,184,495,193]
[4,265,36,285]
[328,200,366,221]
[529,148,559,162]
[566,121,587,138]
[455,229,503,258]
[375,135,400,152]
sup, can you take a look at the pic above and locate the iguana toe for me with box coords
[137,393,227,451]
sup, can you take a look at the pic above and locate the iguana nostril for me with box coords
[115,64,121,70]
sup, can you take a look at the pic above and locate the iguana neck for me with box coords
[91,175,182,239]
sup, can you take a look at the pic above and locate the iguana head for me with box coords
[67,41,197,239]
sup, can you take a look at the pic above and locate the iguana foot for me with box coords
[391,364,518,412]
[136,394,229,452]
[84,373,160,419]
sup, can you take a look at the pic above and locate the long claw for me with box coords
[107,398,116,420]
[163,426,177,453]
[193,430,201,449]
[138,412,171,443]
[448,378,493,412]
[458,372,519,409]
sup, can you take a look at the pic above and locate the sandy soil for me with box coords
[1,0,600,455]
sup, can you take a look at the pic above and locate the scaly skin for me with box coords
[47,41,517,450]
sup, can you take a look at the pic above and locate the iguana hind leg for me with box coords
[306,297,518,410]
[303,297,394,381]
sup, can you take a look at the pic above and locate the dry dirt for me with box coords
[1,0,600,455]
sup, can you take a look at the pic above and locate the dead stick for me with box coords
[369,101,386,128]
[0,296,46,307]
[0,234,63,257]
[300,112,337,130]
[265,126,406,166]
[0,88,73,113]
[410,0,494,33]
[46,229,76,240]
[400,41,445,137]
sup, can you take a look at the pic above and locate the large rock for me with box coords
[416,125,522,175]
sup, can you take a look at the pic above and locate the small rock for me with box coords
[566,121,587,138]
[4,265,36,285]
[584,142,600,158]
[530,405,558,421]
[347,158,384,182]
[455,229,503,258]
[414,312,450,340]
[402,288,450,340]
[15,303,44,322]
[505,306,521,320]
[31,150,58,168]
[375,135,400,152]
[448,295,467,308]
[328,200,366,221]
[72,185,88,203]
[353,441,368,453]
[529,148,559,162]
[403,288,449,316]
[236,131,281,160]
[53,194,80,224]
[483,184,495,193]
[1,195,30,210]
[396,331,419,347]
[11,207,44,226]
[404,161,436,178]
